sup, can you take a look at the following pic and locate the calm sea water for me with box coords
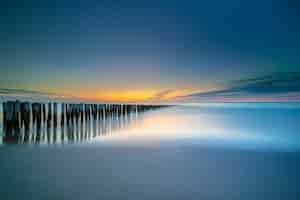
[94,103,300,151]
[1,102,300,199]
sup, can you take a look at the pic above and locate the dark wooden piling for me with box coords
[75,104,80,123]
[3,102,6,130]
[79,104,84,141]
[53,103,57,126]
[60,103,65,142]
[46,103,52,143]
[61,103,65,126]
[3,101,21,143]
[53,103,58,142]
[74,104,79,140]
[66,104,74,141]
[1,100,168,144]
[79,104,84,123]
[20,102,30,142]
[66,104,70,126]
[32,103,42,142]
[42,104,46,122]
[84,104,89,139]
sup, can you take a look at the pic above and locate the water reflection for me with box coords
[1,101,165,145]
[100,105,300,150]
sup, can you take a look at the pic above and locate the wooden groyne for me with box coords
[1,101,167,144]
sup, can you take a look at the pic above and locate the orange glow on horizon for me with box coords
[76,89,201,103]
[78,90,157,102]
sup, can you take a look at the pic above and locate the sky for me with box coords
[0,0,300,102]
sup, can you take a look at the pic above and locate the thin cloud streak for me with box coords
[0,88,79,102]
[176,72,300,102]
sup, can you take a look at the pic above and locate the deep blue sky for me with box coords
[0,0,299,101]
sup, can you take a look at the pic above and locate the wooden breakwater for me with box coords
[1,101,167,144]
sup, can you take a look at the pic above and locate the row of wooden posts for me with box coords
[2,101,166,144]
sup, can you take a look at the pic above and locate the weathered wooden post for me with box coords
[61,103,65,126]
[20,102,30,142]
[53,103,58,143]
[53,103,57,127]
[60,103,65,143]
[32,103,42,143]
[42,104,46,122]
[79,104,84,141]
[2,101,21,143]
[46,103,52,143]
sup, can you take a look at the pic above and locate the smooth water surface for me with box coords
[1,103,300,200]
[93,103,300,151]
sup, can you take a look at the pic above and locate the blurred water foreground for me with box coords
[1,102,300,200]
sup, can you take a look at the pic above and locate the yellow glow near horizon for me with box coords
[76,88,201,102]
[79,90,157,102]
[97,90,157,102]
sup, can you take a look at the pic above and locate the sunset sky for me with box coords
[0,0,299,102]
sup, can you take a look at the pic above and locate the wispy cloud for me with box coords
[0,88,53,96]
[146,90,174,101]
[177,72,300,102]
[0,88,77,102]
[146,89,200,102]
